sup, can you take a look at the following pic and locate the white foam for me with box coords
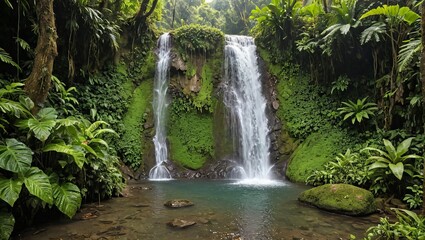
[231,179,286,187]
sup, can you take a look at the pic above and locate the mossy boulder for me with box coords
[298,184,376,216]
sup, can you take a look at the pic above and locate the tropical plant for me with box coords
[321,0,359,46]
[250,0,301,54]
[362,137,422,196]
[360,4,420,130]
[338,97,378,125]
[403,184,423,209]
[366,208,425,240]
[0,82,124,239]
[172,24,224,54]
[364,138,422,180]
[306,148,369,186]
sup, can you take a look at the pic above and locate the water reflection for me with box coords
[236,186,273,239]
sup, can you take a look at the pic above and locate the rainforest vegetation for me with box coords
[1,0,425,239]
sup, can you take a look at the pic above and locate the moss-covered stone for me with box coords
[120,79,154,170]
[168,111,214,170]
[298,184,376,216]
[285,127,353,183]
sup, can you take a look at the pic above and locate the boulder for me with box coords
[298,184,376,216]
[164,199,194,208]
[167,219,196,229]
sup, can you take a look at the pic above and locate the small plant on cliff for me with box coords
[172,24,224,54]
[338,97,378,125]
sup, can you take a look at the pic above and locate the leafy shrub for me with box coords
[306,148,370,186]
[366,208,425,240]
[0,82,124,239]
[172,24,224,54]
[403,184,423,209]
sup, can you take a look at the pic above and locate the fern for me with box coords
[398,38,421,72]
[0,47,20,70]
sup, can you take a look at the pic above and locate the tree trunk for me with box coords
[421,1,425,216]
[24,0,57,112]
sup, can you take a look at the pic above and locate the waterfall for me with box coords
[149,33,172,180]
[222,35,271,180]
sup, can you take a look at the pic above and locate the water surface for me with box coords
[19,180,379,240]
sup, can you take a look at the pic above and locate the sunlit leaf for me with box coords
[21,167,53,204]
[0,138,32,173]
[0,177,23,206]
[52,182,81,218]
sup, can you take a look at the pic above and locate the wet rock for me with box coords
[164,199,194,208]
[197,217,210,224]
[272,100,279,110]
[171,52,187,71]
[390,198,408,209]
[132,203,149,208]
[299,184,376,216]
[167,218,196,229]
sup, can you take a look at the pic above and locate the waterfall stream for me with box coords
[222,35,271,180]
[149,33,172,180]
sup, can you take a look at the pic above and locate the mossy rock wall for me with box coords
[285,127,354,183]
[166,25,224,171]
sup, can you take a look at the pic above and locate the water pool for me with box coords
[18,180,379,240]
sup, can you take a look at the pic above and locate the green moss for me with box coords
[299,184,376,216]
[120,79,154,169]
[286,127,355,183]
[168,110,214,170]
[172,24,224,54]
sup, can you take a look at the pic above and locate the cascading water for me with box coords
[223,35,271,181]
[149,33,172,180]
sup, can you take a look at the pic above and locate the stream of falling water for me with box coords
[149,33,172,180]
[223,35,271,181]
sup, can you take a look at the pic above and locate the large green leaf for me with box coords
[369,161,388,170]
[26,118,56,142]
[0,177,23,207]
[52,182,82,218]
[389,162,404,180]
[36,107,58,121]
[0,138,32,173]
[43,144,86,169]
[383,139,396,161]
[0,211,14,240]
[396,137,413,158]
[0,99,29,118]
[22,167,53,204]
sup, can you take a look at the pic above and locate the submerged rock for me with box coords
[167,218,196,229]
[164,199,194,208]
[298,184,376,216]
